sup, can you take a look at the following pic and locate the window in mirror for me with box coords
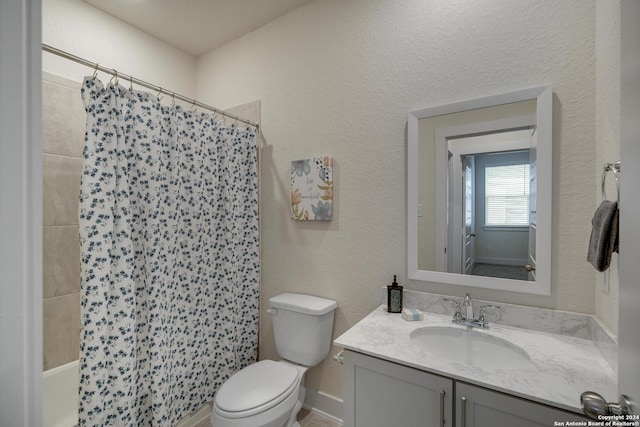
[484,160,530,227]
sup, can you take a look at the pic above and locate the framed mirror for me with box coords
[407,86,552,295]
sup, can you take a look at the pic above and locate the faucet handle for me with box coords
[443,297,461,307]
[443,297,462,319]
[479,304,501,319]
[480,304,501,312]
[478,304,501,328]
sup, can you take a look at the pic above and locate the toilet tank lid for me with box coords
[269,293,337,315]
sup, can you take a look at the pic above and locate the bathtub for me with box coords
[42,360,211,427]
[43,360,79,427]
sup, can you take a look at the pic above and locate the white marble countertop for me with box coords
[334,306,617,413]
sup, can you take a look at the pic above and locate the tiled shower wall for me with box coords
[42,73,85,371]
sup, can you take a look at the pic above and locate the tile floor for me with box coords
[297,407,342,427]
[197,407,341,427]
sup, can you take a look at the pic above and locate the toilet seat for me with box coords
[214,360,299,418]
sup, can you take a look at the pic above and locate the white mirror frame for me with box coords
[407,86,552,295]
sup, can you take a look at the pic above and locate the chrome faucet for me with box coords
[462,294,473,320]
[443,294,501,329]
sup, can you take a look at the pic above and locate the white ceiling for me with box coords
[82,0,315,57]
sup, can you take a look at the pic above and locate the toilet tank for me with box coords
[269,293,338,367]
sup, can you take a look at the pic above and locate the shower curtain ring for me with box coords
[190,99,197,112]
[171,93,176,107]
[156,87,163,101]
[129,75,134,91]
[109,70,119,85]
[92,63,99,80]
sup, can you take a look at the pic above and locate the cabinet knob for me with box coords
[581,392,633,419]
[525,264,536,272]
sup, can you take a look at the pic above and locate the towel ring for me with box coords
[601,161,620,204]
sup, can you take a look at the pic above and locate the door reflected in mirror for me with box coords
[432,130,535,282]
[407,86,552,295]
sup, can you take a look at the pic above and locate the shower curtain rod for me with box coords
[42,43,259,129]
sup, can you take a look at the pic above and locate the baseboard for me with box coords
[176,388,344,426]
[176,403,211,427]
[303,387,343,424]
[475,257,527,266]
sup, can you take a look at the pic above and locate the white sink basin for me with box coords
[409,326,531,370]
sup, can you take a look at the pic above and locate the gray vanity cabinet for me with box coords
[455,383,588,427]
[343,350,589,427]
[343,350,453,427]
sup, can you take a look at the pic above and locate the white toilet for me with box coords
[211,293,338,427]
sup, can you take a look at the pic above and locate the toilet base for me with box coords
[211,361,308,427]
[285,383,305,427]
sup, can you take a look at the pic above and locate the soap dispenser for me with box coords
[387,275,403,313]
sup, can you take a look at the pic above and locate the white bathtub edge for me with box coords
[43,360,79,427]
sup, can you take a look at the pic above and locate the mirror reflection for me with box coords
[408,89,555,293]
[428,130,535,281]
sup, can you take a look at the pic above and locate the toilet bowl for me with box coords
[211,360,307,427]
[211,293,337,427]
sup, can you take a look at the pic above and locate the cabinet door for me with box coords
[344,350,453,427]
[455,383,588,427]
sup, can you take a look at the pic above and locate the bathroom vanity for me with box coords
[335,300,617,427]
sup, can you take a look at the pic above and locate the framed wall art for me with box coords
[291,156,333,221]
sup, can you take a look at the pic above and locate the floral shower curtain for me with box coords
[77,77,259,426]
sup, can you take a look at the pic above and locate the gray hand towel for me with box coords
[587,200,619,272]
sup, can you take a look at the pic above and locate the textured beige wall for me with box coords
[42,73,84,371]
[196,0,599,398]
[43,0,196,97]
[595,1,621,335]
